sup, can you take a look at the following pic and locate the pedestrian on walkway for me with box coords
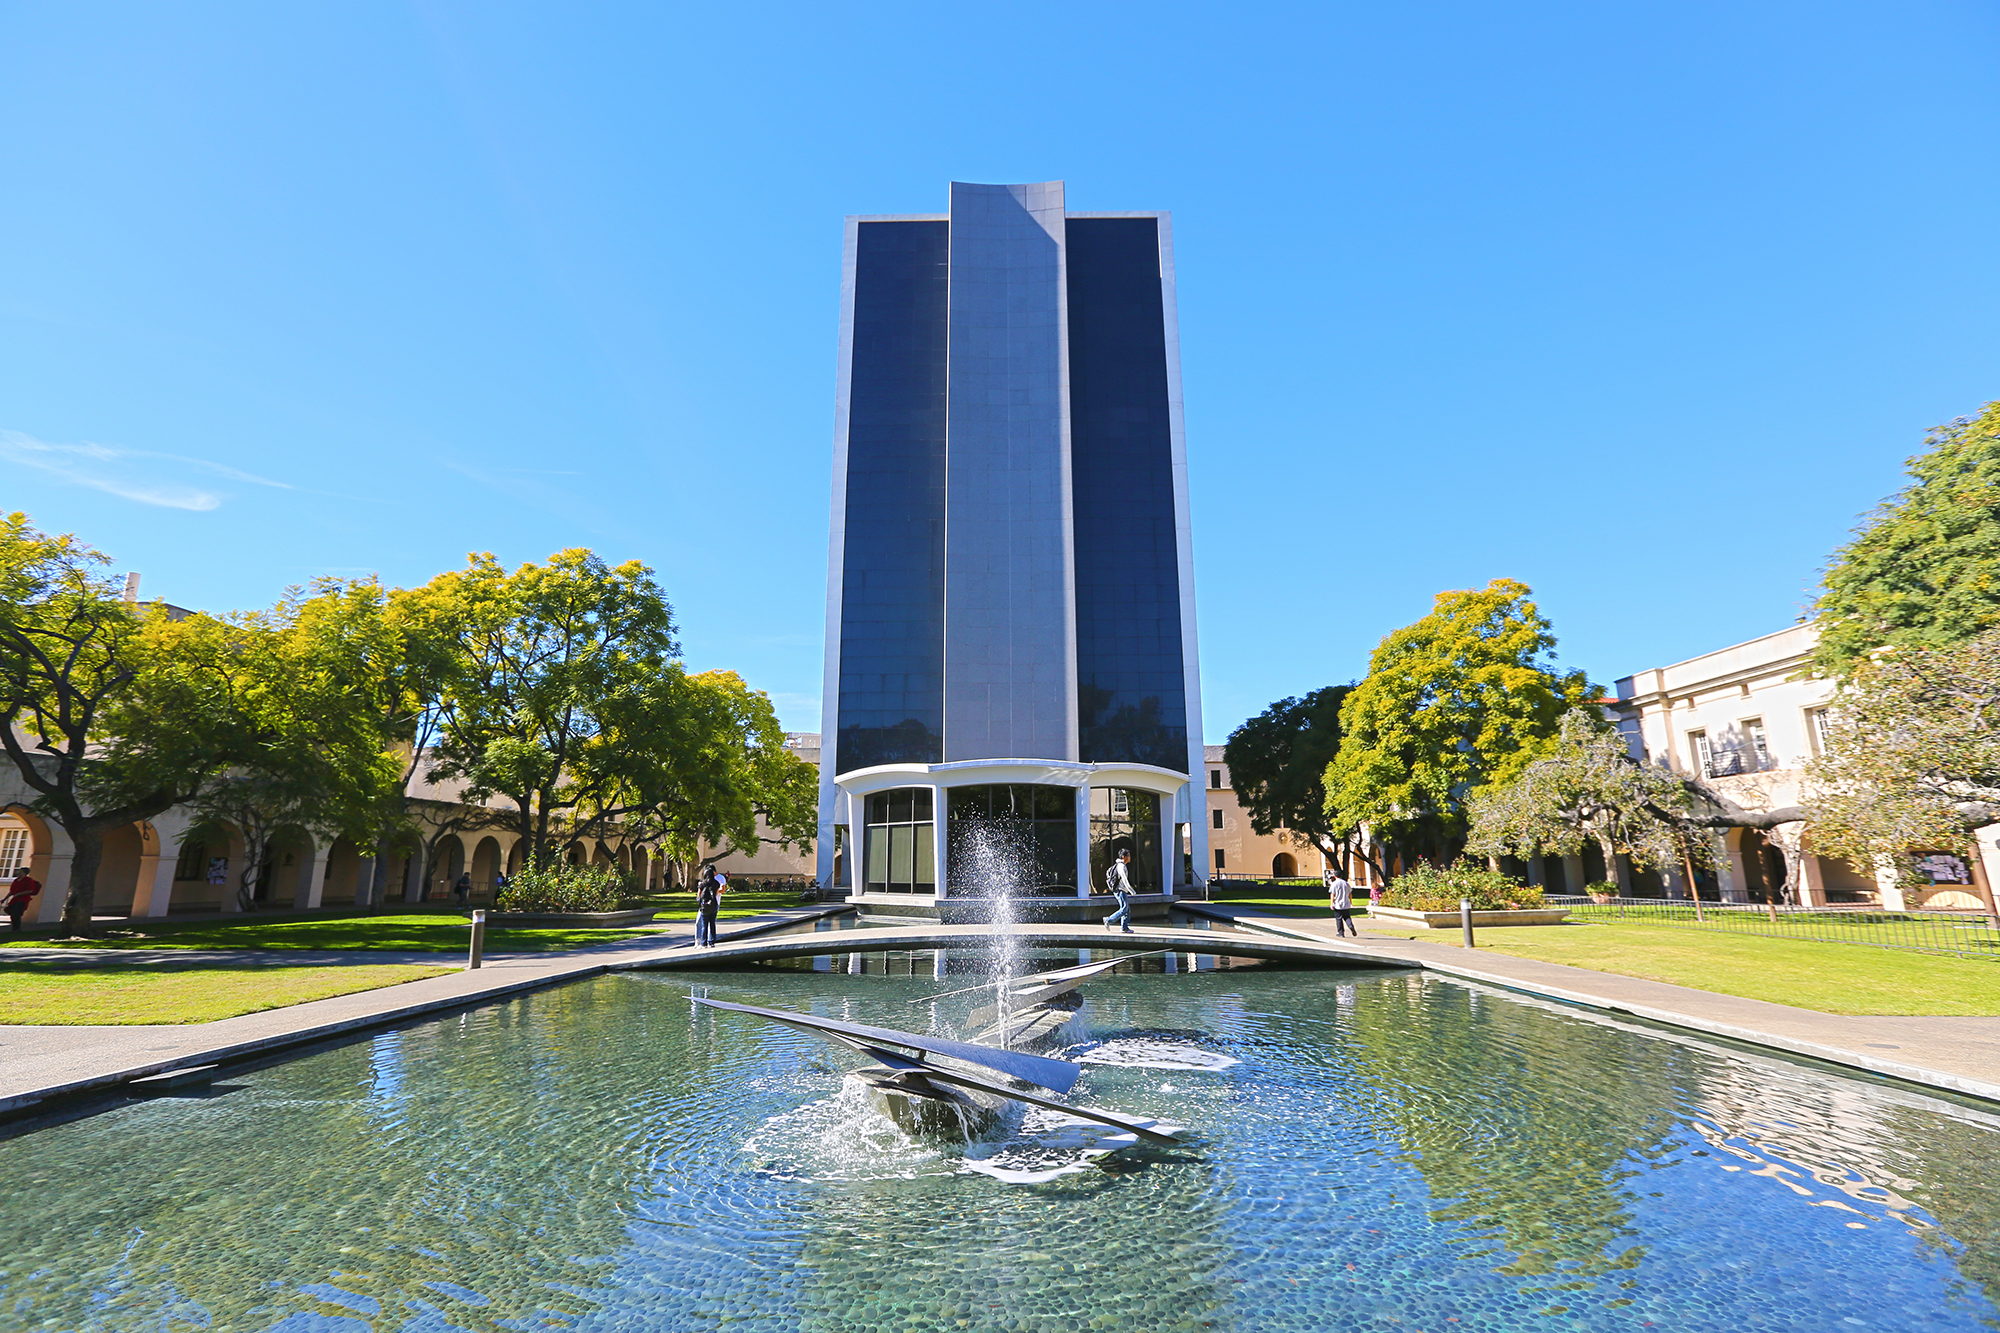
[4,870,41,933]
[1104,850,1136,934]
[695,865,721,947]
[453,871,473,907]
[1326,866,1358,938]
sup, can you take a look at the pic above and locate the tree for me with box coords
[1223,685,1353,870]
[1807,629,2000,913]
[613,670,818,881]
[1812,401,2000,678]
[401,548,683,868]
[1467,711,1710,889]
[1324,579,1599,869]
[113,581,410,912]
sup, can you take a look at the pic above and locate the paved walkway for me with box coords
[8,903,2000,1116]
[0,906,843,1114]
[1188,905,2000,1104]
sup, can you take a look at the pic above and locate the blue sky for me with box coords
[4,2,1996,739]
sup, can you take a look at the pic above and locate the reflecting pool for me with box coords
[4,954,1999,1331]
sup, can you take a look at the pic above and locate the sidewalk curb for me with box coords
[1182,903,2000,1106]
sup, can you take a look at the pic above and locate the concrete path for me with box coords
[9,902,2000,1118]
[0,905,843,1115]
[1188,905,2000,1104]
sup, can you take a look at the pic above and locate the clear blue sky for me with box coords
[4,3,1996,739]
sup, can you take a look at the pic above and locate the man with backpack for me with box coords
[1104,849,1136,934]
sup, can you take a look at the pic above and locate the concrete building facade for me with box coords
[815,181,1207,905]
[1609,623,1999,909]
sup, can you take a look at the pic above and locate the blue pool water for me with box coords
[2,953,1997,1332]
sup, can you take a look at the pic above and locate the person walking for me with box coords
[1104,850,1136,934]
[4,869,42,933]
[453,871,473,907]
[1326,865,1358,938]
[695,866,721,947]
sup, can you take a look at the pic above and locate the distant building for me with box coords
[1608,624,1996,909]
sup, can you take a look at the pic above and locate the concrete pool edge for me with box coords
[5,909,1999,1119]
[1181,904,2000,1107]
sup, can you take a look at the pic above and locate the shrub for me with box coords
[1583,880,1619,899]
[495,862,628,914]
[1380,862,1545,913]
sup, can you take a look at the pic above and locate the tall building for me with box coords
[816,180,1206,904]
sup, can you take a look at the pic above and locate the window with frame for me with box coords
[1213,848,1226,870]
[1806,707,1833,757]
[1209,770,1221,789]
[0,825,28,878]
[174,836,208,882]
[1212,808,1223,829]
[1689,730,1713,779]
[863,788,935,894]
[1744,718,1770,768]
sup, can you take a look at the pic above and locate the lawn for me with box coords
[0,960,454,1025]
[1354,915,2000,1016]
[0,891,810,954]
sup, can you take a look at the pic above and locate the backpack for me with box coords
[1105,862,1120,893]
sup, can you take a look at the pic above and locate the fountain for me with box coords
[692,996,1186,1146]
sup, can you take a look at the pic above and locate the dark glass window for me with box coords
[945,783,1077,892]
[836,220,949,772]
[1067,218,1187,771]
[863,787,935,893]
[1091,786,1164,892]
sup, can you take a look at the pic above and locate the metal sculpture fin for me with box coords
[690,996,1082,1094]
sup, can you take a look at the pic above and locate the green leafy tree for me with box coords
[400,548,683,867]
[109,580,411,912]
[1223,684,1353,870]
[1807,629,2000,917]
[1325,579,1599,868]
[0,514,241,933]
[1468,710,1714,891]
[1812,401,2000,677]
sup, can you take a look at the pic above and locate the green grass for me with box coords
[0,960,454,1025]
[1352,915,2000,1016]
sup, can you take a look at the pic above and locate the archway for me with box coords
[1272,852,1297,878]
[428,835,465,901]
[93,822,147,917]
[322,837,365,906]
[470,837,504,901]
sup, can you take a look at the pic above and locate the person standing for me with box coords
[4,870,42,933]
[695,865,721,947]
[1326,866,1357,938]
[453,871,473,907]
[1104,850,1136,934]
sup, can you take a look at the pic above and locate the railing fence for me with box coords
[1545,895,2000,962]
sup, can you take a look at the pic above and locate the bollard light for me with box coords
[468,908,487,970]
[1460,897,1475,949]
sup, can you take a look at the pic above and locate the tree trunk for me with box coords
[367,836,392,911]
[59,822,105,936]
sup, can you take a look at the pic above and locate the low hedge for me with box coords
[495,863,628,914]
[1380,862,1545,913]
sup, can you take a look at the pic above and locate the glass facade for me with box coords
[1090,786,1165,892]
[836,220,950,772]
[945,783,1078,892]
[862,787,935,894]
[1066,218,1188,770]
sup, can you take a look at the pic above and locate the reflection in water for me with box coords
[0,962,1996,1331]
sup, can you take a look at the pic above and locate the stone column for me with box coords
[131,848,178,919]
[1074,787,1092,900]
[32,850,74,926]
[1715,831,1748,903]
[294,843,334,910]
[404,851,425,904]
[1796,852,1830,907]
[1873,855,1907,912]
[1158,797,1173,898]
[930,784,949,897]
[1612,852,1632,895]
